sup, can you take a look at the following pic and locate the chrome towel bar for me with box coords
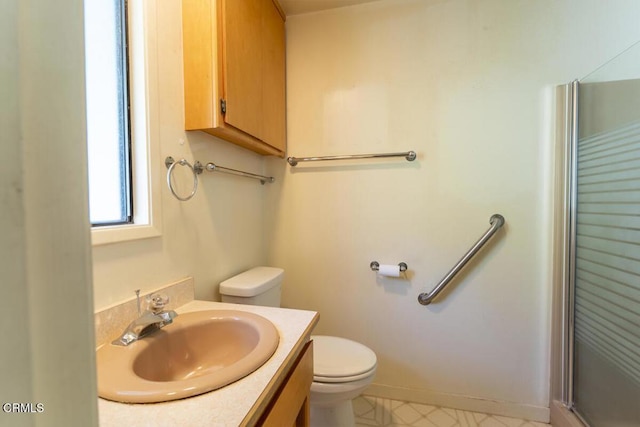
[418,214,505,305]
[287,150,416,166]
[165,156,274,201]
[165,156,274,184]
[203,162,275,184]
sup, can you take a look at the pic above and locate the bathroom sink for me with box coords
[96,310,279,403]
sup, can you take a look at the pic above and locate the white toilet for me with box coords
[219,266,377,427]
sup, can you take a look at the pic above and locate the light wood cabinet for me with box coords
[259,340,313,427]
[182,0,286,157]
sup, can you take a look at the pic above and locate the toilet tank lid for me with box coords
[219,267,284,297]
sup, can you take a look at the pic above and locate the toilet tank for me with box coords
[219,267,283,307]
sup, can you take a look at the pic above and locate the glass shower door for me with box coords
[572,43,640,427]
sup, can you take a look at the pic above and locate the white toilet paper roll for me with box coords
[378,264,401,277]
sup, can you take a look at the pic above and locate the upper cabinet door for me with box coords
[222,0,264,141]
[182,0,286,157]
[260,0,286,152]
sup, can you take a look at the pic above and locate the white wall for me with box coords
[91,0,269,311]
[1,2,32,425]
[1,0,98,425]
[86,0,640,420]
[266,0,640,420]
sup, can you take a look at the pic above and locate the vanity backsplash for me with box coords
[94,277,194,348]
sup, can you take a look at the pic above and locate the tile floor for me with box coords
[353,396,550,427]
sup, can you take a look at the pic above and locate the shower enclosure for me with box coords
[554,42,640,427]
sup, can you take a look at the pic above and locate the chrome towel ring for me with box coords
[166,157,199,201]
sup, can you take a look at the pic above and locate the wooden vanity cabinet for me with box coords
[256,340,313,427]
[182,0,286,157]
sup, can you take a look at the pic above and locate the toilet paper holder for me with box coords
[370,261,408,272]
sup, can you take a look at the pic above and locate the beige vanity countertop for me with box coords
[98,300,318,427]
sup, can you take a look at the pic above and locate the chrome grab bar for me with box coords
[418,214,505,305]
[287,151,416,166]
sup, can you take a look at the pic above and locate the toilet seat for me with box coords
[313,366,376,383]
[312,335,377,384]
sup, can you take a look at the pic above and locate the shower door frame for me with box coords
[566,79,579,409]
[550,80,588,427]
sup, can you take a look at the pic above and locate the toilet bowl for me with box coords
[309,335,376,427]
[219,267,377,427]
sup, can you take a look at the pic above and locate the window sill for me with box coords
[91,223,161,246]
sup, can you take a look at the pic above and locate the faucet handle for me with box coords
[146,293,170,313]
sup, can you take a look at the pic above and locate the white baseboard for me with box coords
[364,383,550,423]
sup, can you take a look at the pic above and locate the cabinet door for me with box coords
[222,0,285,150]
[222,0,263,140]
[260,0,286,152]
[182,0,216,131]
[260,340,313,427]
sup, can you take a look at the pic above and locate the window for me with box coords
[84,0,132,226]
[84,0,162,245]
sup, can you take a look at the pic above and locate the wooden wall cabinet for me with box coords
[182,0,286,157]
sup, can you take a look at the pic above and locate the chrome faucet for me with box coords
[112,293,178,346]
